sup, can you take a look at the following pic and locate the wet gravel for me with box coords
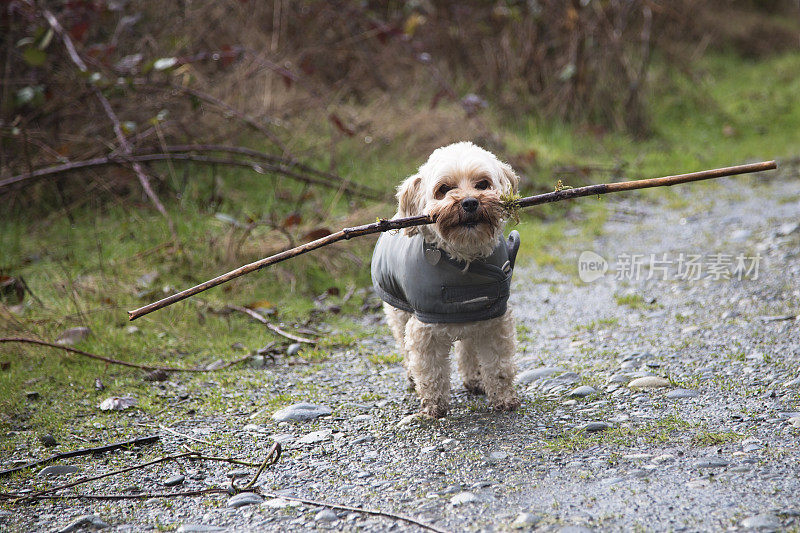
[3,162,799,532]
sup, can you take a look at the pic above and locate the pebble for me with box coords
[693,458,730,468]
[666,389,699,399]
[351,414,373,423]
[784,377,800,388]
[450,492,477,506]
[652,454,675,464]
[57,515,109,532]
[55,326,91,346]
[39,465,79,477]
[315,509,338,522]
[272,402,332,422]
[515,367,564,384]
[286,343,303,356]
[568,385,597,398]
[350,435,375,445]
[298,429,332,444]
[39,434,57,447]
[163,474,185,487]
[226,469,250,479]
[512,512,542,529]
[788,416,800,429]
[488,451,509,461]
[740,513,781,530]
[226,492,263,508]
[608,374,631,384]
[263,498,300,509]
[628,376,670,389]
[176,525,225,533]
[583,422,610,433]
[558,526,594,533]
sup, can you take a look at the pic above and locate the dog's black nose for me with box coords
[461,197,479,213]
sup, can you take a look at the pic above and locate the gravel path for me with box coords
[4,162,799,532]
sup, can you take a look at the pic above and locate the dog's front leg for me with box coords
[464,311,520,411]
[404,317,452,418]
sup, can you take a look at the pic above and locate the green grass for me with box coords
[2,51,800,462]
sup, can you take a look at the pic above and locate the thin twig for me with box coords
[128,159,777,321]
[39,6,178,242]
[234,442,282,491]
[15,452,196,503]
[0,151,385,201]
[257,491,451,533]
[0,337,252,372]
[227,305,315,344]
[0,435,160,478]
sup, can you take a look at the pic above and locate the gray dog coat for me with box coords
[371,230,520,323]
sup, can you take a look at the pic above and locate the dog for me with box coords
[371,142,521,418]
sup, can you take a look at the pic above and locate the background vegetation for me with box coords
[1,1,799,448]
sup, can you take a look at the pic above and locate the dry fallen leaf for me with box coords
[99,396,138,411]
[55,326,91,346]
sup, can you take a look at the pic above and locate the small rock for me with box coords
[783,377,800,389]
[628,376,670,389]
[776,221,799,236]
[351,414,373,423]
[99,396,138,411]
[512,512,542,529]
[39,434,57,447]
[608,374,631,384]
[163,474,185,487]
[286,343,303,356]
[693,458,730,468]
[583,422,610,433]
[57,515,108,532]
[39,465,79,477]
[176,525,225,533]
[298,429,332,444]
[788,416,800,429]
[515,367,564,385]
[350,435,374,445]
[226,469,250,479]
[143,369,169,382]
[568,385,597,398]
[226,492,263,508]
[666,388,699,399]
[315,509,338,522]
[55,327,91,346]
[558,526,594,533]
[652,454,675,464]
[741,513,781,530]
[487,451,508,461]
[125,325,140,335]
[398,413,434,426]
[204,359,225,371]
[450,492,477,506]
[262,498,292,509]
[272,402,332,422]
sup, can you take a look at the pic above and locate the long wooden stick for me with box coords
[129,160,777,321]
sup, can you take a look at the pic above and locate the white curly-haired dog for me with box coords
[371,142,521,418]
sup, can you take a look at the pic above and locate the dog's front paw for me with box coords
[420,399,449,418]
[492,395,521,412]
[464,380,486,395]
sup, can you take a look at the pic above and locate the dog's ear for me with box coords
[396,174,423,236]
[499,161,519,194]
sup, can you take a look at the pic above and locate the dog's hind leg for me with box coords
[405,317,452,418]
[455,340,485,395]
[383,303,415,390]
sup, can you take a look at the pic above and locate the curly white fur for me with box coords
[384,142,521,418]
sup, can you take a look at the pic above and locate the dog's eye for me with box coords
[475,180,491,190]
[435,184,454,199]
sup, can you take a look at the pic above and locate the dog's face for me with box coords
[397,142,519,261]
